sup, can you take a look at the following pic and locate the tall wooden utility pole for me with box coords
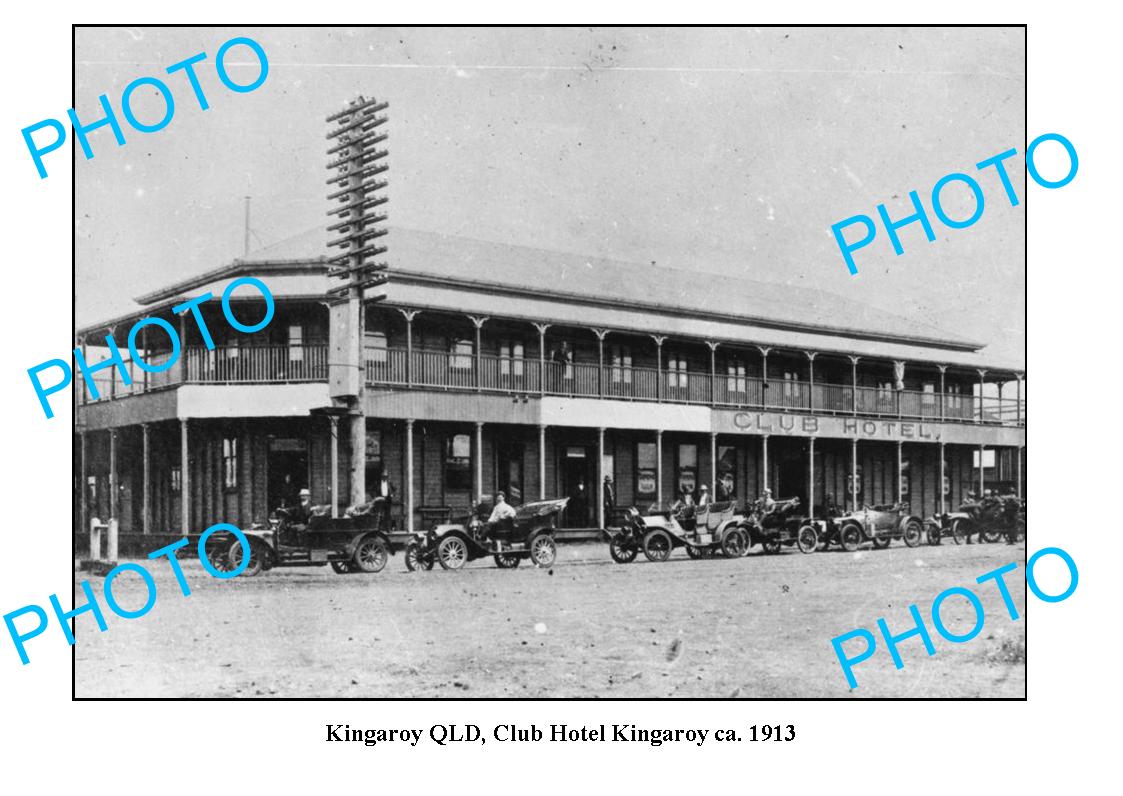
[325,96,390,507]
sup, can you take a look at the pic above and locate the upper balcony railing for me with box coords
[78,344,1026,427]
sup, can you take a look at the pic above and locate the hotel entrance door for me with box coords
[560,445,593,528]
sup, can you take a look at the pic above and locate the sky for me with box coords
[74,26,1025,365]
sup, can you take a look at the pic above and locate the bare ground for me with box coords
[74,541,1026,699]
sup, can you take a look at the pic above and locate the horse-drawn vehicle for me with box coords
[926,495,1025,545]
[823,503,924,552]
[203,499,412,577]
[602,501,748,563]
[404,497,568,571]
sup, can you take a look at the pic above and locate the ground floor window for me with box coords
[677,443,697,498]
[635,442,657,498]
[717,445,737,500]
[445,433,472,490]
[222,436,238,489]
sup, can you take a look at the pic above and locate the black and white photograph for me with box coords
[70,25,1027,699]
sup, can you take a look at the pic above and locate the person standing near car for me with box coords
[603,475,616,519]
[375,472,395,530]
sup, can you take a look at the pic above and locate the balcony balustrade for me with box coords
[76,344,1026,427]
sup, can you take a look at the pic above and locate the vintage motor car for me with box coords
[603,501,748,563]
[204,499,410,577]
[737,497,820,554]
[926,495,1026,545]
[404,497,568,571]
[825,502,924,552]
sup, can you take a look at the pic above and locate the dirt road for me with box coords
[75,541,1026,698]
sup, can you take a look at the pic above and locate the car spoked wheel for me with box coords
[685,545,704,560]
[437,536,469,570]
[872,536,891,550]
[840,525,863,553]
[609,538,638,564]
[925,522,942,546]
[642,529,673,563]
[722,529,746,558]
[494,553,522,569]
[228,540,263,577]
[950,519,965,545]
[980,531,1002,544]
[330,561,358,574]
[354,538,389,573]
[796,525,818,554]
[404,543,434,572]
[203,533,238,573]
[529,535,557,568]
[762,539,782,555]
[903,520,923,548]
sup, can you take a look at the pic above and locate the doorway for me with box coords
[559,445,593,527]
[777,457,807,507]
[268,438,309,511]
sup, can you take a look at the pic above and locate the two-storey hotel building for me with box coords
[75,228,1026,550]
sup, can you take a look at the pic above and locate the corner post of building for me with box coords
[709,431,718,496]
[538,424,547,500]
[594,328,608,398]
[141,324,150,393]
[937,364,947,420]
[141,423,151,534]
[1015,373,1024,426]
[108,428,119,562]
[178,313,188,384]
[938,442,946,515]
[470,315,488,392]
[808,436,816,517]
[806,351,817,411]
[707,341,719,405]
[405,418,415,532]
[1016,445,1023,500]
[976,369,987,424]
[849,355,860,415]
[329,415,340,518]
[78,429,88,540]
[655,429,664,505]
[850,437,859,511]
[894,360,905,418]
[761,434,770,493]
[596,427,606,529]
[758,346,771,409]
[398,308,418,387]
[180,418,190,535]
[896,440,904,504]
[534,322,550,396]
[475,421,485,503]
[652,335,666,402]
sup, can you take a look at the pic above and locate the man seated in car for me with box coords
[484,491,517,538]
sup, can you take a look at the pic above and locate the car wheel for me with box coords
[330,561,356,574]
[872,535,891,550]
[796,525,818,554]
[903,520,923,548]
[437,536,469,570]
[685,545,704,560]
[228,540,263,577]
[762,539,782,555]
[404,543,433,572]
[494,553,522,569]
[529,535,557,568]
[1015,518,1026,542]
[642,529,673,563]
[840,524,863,553]
[980,530,1002,544]
[925,521,941,546]
[722,529,746,558]
[203,532,237,573]
[354,537,389,573]
[950,519,965,545]
[608,537,638,564]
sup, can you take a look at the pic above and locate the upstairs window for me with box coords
[726,360,747,393]
[365,331,388,364]
[450,339,473,370]
[499,340,525,376]
[610,346,633,384]
[288,325,304,362]
[667,354,688,388]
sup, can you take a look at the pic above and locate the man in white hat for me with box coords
[291,487,314,524]
[697,483,711,508]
